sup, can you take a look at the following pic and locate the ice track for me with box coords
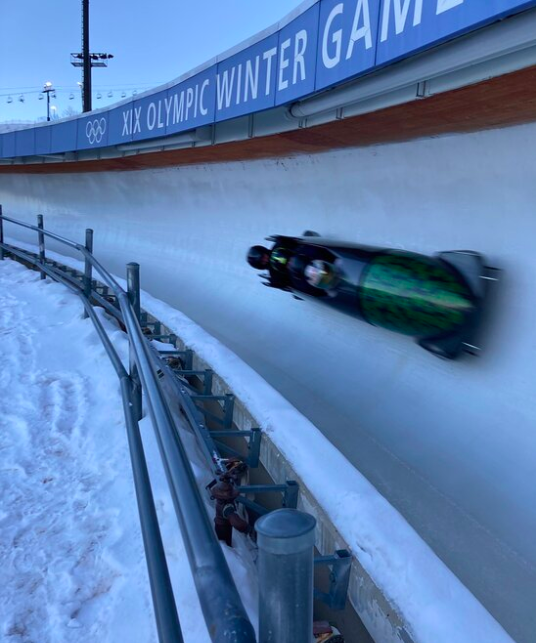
[2,121,536,642]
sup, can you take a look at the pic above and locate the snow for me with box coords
[3,239,515,643]
[0,259,257,643]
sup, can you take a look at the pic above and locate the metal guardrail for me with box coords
[0,209,355,643]
[0,209,256,643]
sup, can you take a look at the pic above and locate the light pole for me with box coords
[82,0,90,112]
[70,0,113,112]
[42,82,55,121]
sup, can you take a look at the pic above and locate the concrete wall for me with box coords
[1,122,535,642]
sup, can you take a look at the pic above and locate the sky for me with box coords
[0,0,301,123]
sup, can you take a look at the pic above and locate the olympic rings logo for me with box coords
[85,118,106,145]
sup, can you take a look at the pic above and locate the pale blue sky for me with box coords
[0,0,300,123]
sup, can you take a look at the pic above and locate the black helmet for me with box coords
[247,245,270,269]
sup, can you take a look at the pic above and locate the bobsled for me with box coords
[246,233,495,359]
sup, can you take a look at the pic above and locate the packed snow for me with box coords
[0,259,257,643]
[4,238,516,643]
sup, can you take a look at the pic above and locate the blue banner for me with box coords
[315,0,381,91]
[15,128,35,157]
[50,120,77,154]
[107,104,133,146]
[77,114,109,150]
[35,126,51,156]
[105,67,218,146]
[133,91,168,142]
[167,67,217,135]
[215,33,280,121]
[376,0,536,64]
[2,132,15,157]
[276,4,321,105]
[1,0,536,159]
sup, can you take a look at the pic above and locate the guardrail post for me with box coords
[256,508,316,643]
[0,205,4,261]
[83,228,94,319]
[37,214,46,279]
[127,262,143,420]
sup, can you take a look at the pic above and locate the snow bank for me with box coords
[0,259,257,643]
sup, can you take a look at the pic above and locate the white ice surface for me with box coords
[0,259,257,643]
[4,240,514,643]
[4,124,535,642]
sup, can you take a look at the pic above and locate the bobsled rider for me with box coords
[247,244,340,294]
[247,244,294,290]
[246,245,271,270]
[303,259,339,291]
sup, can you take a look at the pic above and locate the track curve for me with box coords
[1,122,535,643]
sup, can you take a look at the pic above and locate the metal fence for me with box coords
[0,209,258,643]
[0,210,351,643]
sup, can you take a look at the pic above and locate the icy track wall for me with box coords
[1,122,535,643]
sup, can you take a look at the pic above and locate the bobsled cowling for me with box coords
[247,235,493,359]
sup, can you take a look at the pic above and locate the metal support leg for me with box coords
[224,394,235,429]
[203,369,213,395]
[83,228,93,319]
[184,349,193,370]
[37,214,46,279]
[0,205,4,261]
[314,550,352,611]
[247,428,261,468]
[257,509,316,643]
[127,262,143,420]
[283,480,299,508]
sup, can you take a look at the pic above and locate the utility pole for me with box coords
[82,0,91,112]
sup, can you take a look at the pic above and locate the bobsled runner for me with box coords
[246,232,496,360]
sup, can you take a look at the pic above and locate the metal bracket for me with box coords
[149,333,177,343]
[160,350,195,371]
[211,427,261,468]
[236,480,299,515]
[142,318,162,335]
[314,550,352,611]
[192,393,234,428]
[416,80,428,98]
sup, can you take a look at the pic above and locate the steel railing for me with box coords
[0,209,256,643]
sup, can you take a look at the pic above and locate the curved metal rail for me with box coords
[0,208,256,643]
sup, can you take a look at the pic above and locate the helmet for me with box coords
[304,260,339,289]
[247,245,270,269]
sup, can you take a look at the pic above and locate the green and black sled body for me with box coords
[253,234,492,359]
